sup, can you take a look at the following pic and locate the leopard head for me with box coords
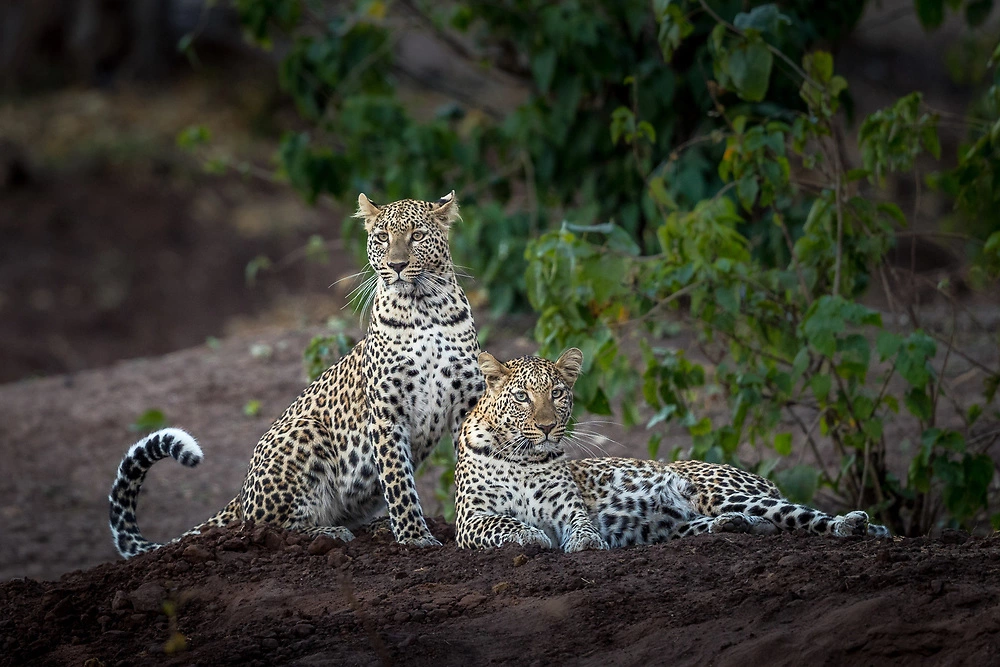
[476,348,584,460]
[354,191,461,296]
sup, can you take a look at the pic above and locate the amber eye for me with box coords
[513,390,529,402]
[374,231,389,243]
[551,387,564,399]
[412,231,426,242]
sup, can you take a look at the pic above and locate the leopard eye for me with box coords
[411,231,426,242]
[551,387,564,399]
[374,231,389,243]
[513,390,529,402]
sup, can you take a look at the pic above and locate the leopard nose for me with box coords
[537,422,555,436]
[388,261,409,274]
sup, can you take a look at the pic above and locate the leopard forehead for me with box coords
[499,357,569,393]
[370,198,440,232]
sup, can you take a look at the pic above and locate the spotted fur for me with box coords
[110,192,484,557]
[454,350,890,551]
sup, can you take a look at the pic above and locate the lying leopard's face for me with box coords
[354,191,461,295]
[476,348,583,459]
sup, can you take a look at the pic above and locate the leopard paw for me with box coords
[563,531,609,553]
[831,510,870,537]
[397,533,443,548]
[709,512,755,534]
[505,527,553,549]
[868,522,891,538]
[312,526,356,542]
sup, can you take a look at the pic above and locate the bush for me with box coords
[526,3,1000,535]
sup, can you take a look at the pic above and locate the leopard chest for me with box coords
[365,316,479,457]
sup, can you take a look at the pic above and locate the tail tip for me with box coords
[157,427,204,467]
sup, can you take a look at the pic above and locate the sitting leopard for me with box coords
[109,191,484,557]
[454,349,890,551]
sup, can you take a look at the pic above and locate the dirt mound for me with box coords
[3,521,999,666]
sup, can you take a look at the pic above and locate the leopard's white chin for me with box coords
[533,438,563,453]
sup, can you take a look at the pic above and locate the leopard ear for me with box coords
[429,190,460,230]
[554,348,584,387]
[354,193,381,231]
[478,351,511,394]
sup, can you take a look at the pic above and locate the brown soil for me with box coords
[3,522,1000,667]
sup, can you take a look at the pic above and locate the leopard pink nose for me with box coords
[538,422,555,436]
[389,261,409,274]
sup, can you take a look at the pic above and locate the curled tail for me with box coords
[108,428,203,558]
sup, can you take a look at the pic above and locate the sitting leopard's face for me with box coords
[354,191,461,295]
[476,348,583,460]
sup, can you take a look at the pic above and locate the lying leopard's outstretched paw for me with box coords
[831,510,869,537]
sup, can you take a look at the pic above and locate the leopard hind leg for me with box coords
[241,418,372,543]
[722,495,885,537]
[672,511,777,538]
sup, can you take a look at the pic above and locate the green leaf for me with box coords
[774,464,820,504]
[726,39,773,103]
[736,174,760,211]
[688,416,713,437]
[714,284,740,314]
[810,374,832,401]
[792,348,810,378]
[176,125,211,149]
[774,432,793,456]
[647,433,662,460]
[655,3,695,63]
[965,0,992,27]
[915,0,946,29]
[904,387,933,421]
[875,331,902,361]
[587,386,613,416]
[532,48,557,94]
[803,51,834,83]
[733,5,791,36]
[130,409,169,433]
[877,202,907,226]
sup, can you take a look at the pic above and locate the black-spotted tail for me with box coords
[108,428,203,558]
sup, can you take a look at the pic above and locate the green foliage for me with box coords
[419,436,457,523]
[525,11,1000,535]
[303,333,355,382]
[927,50,1000,276]
[229,0,866,311]
[130,409,169,434]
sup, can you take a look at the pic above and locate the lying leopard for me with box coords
[454,349,890,551]
[109,191,483,557]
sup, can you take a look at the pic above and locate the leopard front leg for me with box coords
[561,517,609,552]
[456,514,553,550]
[368,414,440,547]
[557,505,609,552]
